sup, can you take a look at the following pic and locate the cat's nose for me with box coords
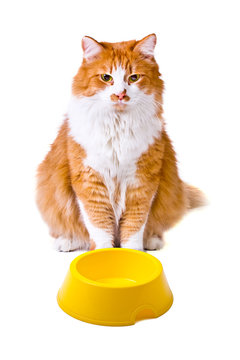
[115,89,126,100]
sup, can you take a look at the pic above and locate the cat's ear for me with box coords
[134,34,157,57]
[82,36,103,61]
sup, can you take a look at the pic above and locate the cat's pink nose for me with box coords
[115,90,126,100]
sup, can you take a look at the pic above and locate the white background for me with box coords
[1,0,240,359]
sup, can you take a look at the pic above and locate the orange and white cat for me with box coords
[36,34,204,252]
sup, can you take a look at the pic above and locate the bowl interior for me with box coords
[75,249,160,286]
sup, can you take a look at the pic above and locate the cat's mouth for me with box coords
[113,97,129,111]
[113,101,128,111]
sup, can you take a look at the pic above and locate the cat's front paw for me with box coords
[120,226,145,251]
[89,239,113,251]
[121,239,143,251]
[53,237,82,252]
[144,235,164,250]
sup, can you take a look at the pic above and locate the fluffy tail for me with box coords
[184,183,207,209]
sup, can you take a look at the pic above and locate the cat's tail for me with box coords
[184,183,208,209]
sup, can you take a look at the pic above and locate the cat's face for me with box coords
[72,34,163,114]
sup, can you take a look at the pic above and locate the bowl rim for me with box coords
[70,248,163,289]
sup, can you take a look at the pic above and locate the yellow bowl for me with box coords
[57,248,173,326]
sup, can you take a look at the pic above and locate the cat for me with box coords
[36,34,205,252]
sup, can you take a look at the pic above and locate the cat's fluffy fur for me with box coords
[36,34,204,252]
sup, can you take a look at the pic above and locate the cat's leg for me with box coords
[36,121,91,251]
[37,171,90,252]
[43,194,90,252]
[143,215,165,251]
[73,169,115,250]
[120,186,156,251]
[144,179,188,251]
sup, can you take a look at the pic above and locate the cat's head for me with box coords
[72,34,163,114]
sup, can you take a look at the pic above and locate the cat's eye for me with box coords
[129,74,140,83]
[101,74,113,82]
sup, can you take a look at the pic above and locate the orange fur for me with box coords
[36,34,205,251]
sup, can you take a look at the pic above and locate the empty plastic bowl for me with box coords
[57,248,173,326]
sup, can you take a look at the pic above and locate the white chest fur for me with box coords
[68,95,162,222]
